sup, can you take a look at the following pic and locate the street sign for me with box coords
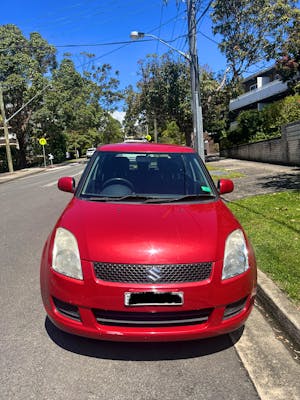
[39,138,47,146]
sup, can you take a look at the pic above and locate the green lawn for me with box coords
[227,191,300,306]
[206,165,244,181]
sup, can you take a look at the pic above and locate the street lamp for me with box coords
[130,31,205,160]
[130,31,191,61]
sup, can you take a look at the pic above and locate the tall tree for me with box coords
[127,54,193,145]
[124,54,229,145]
[0,24,56,167]
[211,0,300,81]
[34,56,122,159]
[276,9,300,92]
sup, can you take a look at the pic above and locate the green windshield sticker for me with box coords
[201,186,211,193]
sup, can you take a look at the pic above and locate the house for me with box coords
[229,66,289,130]
[0,131,18,147]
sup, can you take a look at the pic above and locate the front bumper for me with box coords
[41,259,256,342]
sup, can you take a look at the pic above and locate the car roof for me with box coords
[97,142,195,154]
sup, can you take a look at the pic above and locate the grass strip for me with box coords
[227,191,300,306]
[206,165,244,180]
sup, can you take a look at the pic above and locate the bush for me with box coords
[225,94,300,146]
[0,146,20,172]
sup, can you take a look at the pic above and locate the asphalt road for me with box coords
[0,160,298,400]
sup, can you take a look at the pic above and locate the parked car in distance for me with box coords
[86,147,96,158]
[40,142,257,342]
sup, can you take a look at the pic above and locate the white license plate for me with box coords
[124,291,184,307]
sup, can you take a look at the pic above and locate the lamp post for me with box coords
[130,30,205,160]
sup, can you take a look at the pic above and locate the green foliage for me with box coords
[0,24,122,170]
[275,8,300,92]
[124,54,231,145]
[211,0,299,81]
[226,94,300,145]
[48,132,67,163]
[160,121,184,144]
[124,54,192,145]
[0,146,19,172]
[228,109,263,144]
[0,24,56,167]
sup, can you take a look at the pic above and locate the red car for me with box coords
[40,143,257,342]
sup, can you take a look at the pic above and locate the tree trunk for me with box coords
[16,132,27,169]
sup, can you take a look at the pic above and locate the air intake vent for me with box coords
[53,297,81,321]
[93,308,213,327]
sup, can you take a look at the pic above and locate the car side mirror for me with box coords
[218,179,234,195]
[58,177,75,193]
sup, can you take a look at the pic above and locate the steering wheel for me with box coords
[102,178,134,191]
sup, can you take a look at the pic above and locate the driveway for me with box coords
[207,158,300,200]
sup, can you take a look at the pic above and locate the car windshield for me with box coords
[80,151,215,201]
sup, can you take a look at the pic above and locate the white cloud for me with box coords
[111,110,126,125]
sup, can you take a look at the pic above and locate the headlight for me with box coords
[222,229,249,280]
[52,227,83,280]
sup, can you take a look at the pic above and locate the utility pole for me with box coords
[153,115,158,143]
[0,86,14,173]
[187,0,205,161]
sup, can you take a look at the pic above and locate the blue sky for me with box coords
[0,1,227,88]
[1,0,280,119]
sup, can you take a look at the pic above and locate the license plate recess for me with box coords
[125,291,184,307]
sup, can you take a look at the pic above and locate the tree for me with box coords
[124,54,230,145]
[211,0,300,82]
[122,85,140,137]
[276,9,300,92]
[0,25,122,168]
[33,55,122,160]
[125,54,193,145]
[0,24,56,167]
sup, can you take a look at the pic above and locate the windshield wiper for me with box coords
[147,194,215,203]
[84,194,215,203]
[86,195,153,202]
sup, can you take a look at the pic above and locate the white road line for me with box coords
[42,172,82,187]
[18,165,74,182]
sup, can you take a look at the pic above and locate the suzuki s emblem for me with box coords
[147,266,161,282]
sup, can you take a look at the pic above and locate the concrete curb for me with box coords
[257,269,300,348]
[0,168,45,184]
[0,159,86,184]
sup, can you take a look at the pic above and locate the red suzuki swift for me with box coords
[40,143,257,342]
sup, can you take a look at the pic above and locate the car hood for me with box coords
[57,198,240,264]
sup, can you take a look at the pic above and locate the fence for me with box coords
[220,120,300,166]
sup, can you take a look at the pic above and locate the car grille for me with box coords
[92,308,213,327]
[93,262,213,284]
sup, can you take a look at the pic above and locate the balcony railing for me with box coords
[229,79,288,111]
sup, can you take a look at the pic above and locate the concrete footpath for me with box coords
[1,157,299,350]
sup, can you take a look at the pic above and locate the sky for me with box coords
[0,0,249,120]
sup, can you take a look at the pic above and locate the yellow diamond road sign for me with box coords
[39,138,47,146]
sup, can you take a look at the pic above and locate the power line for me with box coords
[156,2,165,54]
[198,30,219,45]
[196,0,213,26]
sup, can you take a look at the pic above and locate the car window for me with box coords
[80,151,214,200]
